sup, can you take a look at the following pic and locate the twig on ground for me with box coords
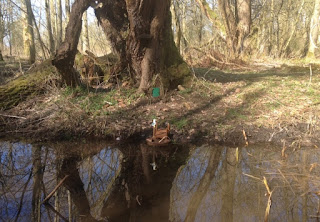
[0,113,26,119]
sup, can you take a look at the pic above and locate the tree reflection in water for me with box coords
[2,141,320,221]
[170,144,320,222]
[0,141,187,221]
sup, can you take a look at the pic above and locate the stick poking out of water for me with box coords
[263,176,273,222]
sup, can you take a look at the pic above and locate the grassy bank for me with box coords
[1,61,320,148]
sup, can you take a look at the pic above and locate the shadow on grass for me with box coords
[194,65,313,83]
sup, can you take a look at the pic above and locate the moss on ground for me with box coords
[0,60,58,110]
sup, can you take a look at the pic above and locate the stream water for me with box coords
[0,140,320,222]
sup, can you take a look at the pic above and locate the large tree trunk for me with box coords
[23,0,36,64]
[95,0,190,92]
[125,0,190,92]
[52,0,95,86]
[307,0,320,58]
[55,0,190,90]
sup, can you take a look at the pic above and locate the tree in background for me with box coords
[52,0,92,86]
[45,0,55,55]
[56,0,62,48]
[307,0,320,58]
[217,0,251,58]
[0,0,4,61]
[1,0,319,69]
[23,0,35,64]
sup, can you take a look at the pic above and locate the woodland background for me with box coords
[1,0,319,66]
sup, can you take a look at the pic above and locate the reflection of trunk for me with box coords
[58,156,98,221]
[54,157,61,222]
[32,145,43,222]
[54,189,60,222]
[140,145,151,184]
[221,148,237,222]
[185,147,223,222]
[102,144,186,221]
[302,152,309,222]
[52,0,93,86]
[67,191,72,222]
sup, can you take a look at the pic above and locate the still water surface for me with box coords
[0,141,319,221]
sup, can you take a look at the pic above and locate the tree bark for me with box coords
[52,0,95,86]
[94,0,128,71]
[307,0,320,58]
[45,0,55,55]
[55,0,190,90]
[125,0,190,92]
[32,145,43,222]
[23,0,36,64]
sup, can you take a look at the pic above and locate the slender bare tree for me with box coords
[217,0,251,58]
[23,0,36,64]
[56,0,62,47]
[65,0,70,22]
[0,0,4,61]
[83,10,90,52]
[45,0,55,55]
[50,0,56,48]
[307,0,320,58]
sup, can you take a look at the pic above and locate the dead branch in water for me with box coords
[263,177,273,222]
[42,175,69,204]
